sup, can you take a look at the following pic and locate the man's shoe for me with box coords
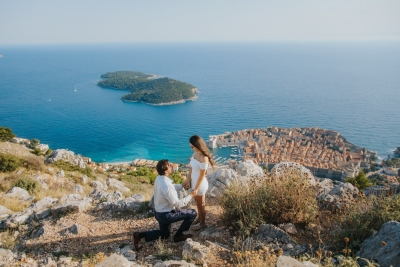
[133,232,141,251]
[173,233,193,242]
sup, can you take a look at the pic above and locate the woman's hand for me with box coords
[192,188,198,196]
[190,190,197,197]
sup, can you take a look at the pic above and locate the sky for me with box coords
[1,0,400,45]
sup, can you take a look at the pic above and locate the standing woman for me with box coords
[183,135,215,231]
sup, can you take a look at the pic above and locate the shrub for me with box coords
[23,156,45,171]
[32,148,42,156]
[52,160,93,177]
[332,194,400,251]
[170,171,182,184]
[0,127,16,142]
[13,176,42,194]
[0,153,21,172]
[221,171,318,235]
[345,171,371,190]
[126,167,157,184]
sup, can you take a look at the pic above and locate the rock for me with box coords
[45,149,86,168]
[91,190,123,207]
[276,256,307,267]
[5,187,31,201]
[206,167,239,205]
[56,170,65,178]
[57,256,73,265]
[61,223,87,236]
[30,197,59,220]
[0,249,17,266]
[4,209,33,228]
[106,178,131,193]
[33,225,48,238]
[182,238,210,264]
[60,194,82,203]
[154,260,196,267]
[302,261,319,267]
[95,193,145,213]
[73,184,85,194]
[81,175,88,184]
[357,221,400,267]
[51,197,92,216]
[279,223,298,235]
[90,181,108,191]
[317,180,360,211]
[120,245,136,261]
[0,205,12,216]
[252,224,298,256]
[95,253,135,267]
[270,162,318,186]
[32,174,49,190]
[237,160,264,179]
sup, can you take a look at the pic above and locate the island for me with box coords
[97,71,198,105]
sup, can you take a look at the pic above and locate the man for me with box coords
[133,159,197,251]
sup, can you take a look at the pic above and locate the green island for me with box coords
[97,71,198,105]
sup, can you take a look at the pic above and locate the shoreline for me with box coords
[122,94,198,106]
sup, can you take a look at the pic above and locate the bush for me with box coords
[32,148,42,156]
[332,194,400,251]
[221,171,318,235]
[170,171,183,184]
[126,167,157,184]
[0,153,21,172]
[345,171,371,190]
[13,176,42,194]
[23,156,44,171]
[0,127,16,142]
[52,160,93,177]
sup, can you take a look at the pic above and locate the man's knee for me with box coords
[189,209,197,219]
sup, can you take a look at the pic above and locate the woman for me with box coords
[183,135,215,231]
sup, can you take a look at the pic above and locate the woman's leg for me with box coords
[194,195,206,227]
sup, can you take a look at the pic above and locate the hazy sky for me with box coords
[1,0,400,45]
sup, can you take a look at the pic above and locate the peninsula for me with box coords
[97,71,198,105]
[208,127,378,180]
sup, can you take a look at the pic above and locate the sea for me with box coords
[0,42,399,164]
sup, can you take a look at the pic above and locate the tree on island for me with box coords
[97,71,196,104]
[0,127,16,142]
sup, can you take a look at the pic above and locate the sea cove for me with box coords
[0,42,399,164]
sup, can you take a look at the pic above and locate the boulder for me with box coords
[31,174,49,190]
[30,197,58,220]
[106,178,131,193]
[45,149,86,168]
[270,162,317,186]
[90,189,122,205]
[357,221,400,267]
[95,253,137,267]
[60,194,82,203]
[51,197,92,216]
[90,181,108,191]
[276,256,309,267]
[317,181,360,210]
[120,245,136,261]
[206,167,239,205]
[73,184,85,194]
[56,170,65,178]
[0,249,16,266]
[4,209,33,228]
[153,260,195,267]
[279,223,298,235]
[237,160,264,179]
[33,225,49,238]
[182,238,210,264]
[95,194,145,213]
[81,175,88,184]
[0,205,12,216]
[61,223,87,236]
[251,224,300,256]
[5,187,31,201]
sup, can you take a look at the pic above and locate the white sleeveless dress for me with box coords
[190,157,209,196]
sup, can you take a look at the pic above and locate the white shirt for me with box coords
[153,175,192,213]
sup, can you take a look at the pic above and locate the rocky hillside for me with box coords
[1,141,400,267]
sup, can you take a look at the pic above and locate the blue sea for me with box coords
[0,42,399,164]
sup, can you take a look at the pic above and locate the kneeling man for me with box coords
[133,159,197,250]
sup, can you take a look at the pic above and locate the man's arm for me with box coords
[161,183,192,209]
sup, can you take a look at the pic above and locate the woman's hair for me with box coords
[156,159,170,175]
[190,135,215,167]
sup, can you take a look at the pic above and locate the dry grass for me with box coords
[0,229,18,250]
[0,196,31,212]
[221,168,318,234]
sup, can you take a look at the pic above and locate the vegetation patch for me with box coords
[52,160,93,177]
[331,194,400,251]
[0,153,21,172]
[221,172,318,235]
[345,171,371,190]
[13,176,42,194]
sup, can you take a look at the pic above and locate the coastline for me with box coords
[122,93,198,106]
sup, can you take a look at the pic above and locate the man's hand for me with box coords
[190,190,197,197]
[192,188,198,196]
[182,180,190,189]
